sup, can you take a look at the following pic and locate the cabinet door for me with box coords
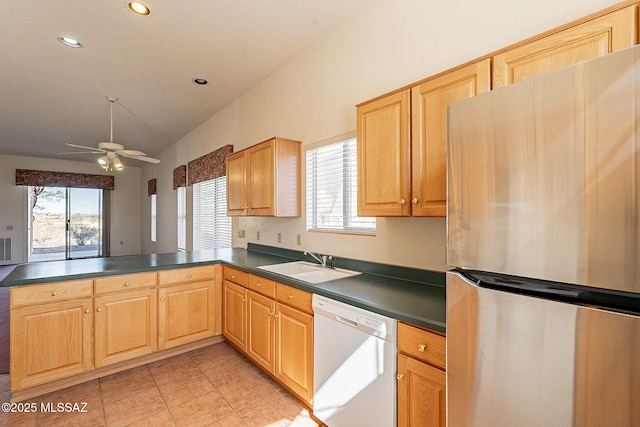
[94,289,158,367]
[493,6,637,87]
[247,291,275,373]
[275,303,313,404]
[411,59,491,217]
[397,353,446,427]
[223,280,247,352]
[247,139,275,216]
[158,280,216,350]
[357,89,411,216]
[226,151,247,216]
[10,298,93,390]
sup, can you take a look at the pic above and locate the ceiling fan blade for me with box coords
[117,149,146,156]
[120,154,160,164]
[57,151,103,155]
[66,143,106,152]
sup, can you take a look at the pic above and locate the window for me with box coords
[177,186,186,251]
[192,176,231,249]
[150,194,157,242]
[306,137,375,234]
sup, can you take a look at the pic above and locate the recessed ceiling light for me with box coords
[127,1,151,16]
[58,36,83,48]
[193,78,208,85]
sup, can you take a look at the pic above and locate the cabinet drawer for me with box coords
[158,266,215,286]
[223,266,248,287]
[398,322,446,370]
[95,272,157,295]
[11,279,93,308]
[276,283,312,314]
[249,274,276,298]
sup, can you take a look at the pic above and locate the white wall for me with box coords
[0,154,141,264]
[143,0,619,271]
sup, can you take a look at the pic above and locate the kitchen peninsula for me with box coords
[1,244,446,405]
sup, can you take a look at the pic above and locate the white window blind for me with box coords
[177,186,186,251]
[193,176,231,249]
[306,137,376,233]
[150,194,157,242]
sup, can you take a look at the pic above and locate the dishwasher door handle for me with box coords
[334,315,358,328]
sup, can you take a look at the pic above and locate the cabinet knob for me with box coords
[242,298,246,303]
[160,297,166,302]
[274,314,279,319]
[124,282,130,287]
[411,198,418,204]
[256,283,261,287]
[84,309,90,314]
[418,344,426,352]
[231,275,237,279]
[269,312,274,316]
[399,199,406,205]
[187,273,192,278]
[397,374,405,381]
[51,291,57,297]
[287,295,293,300]
[96,308,102,313]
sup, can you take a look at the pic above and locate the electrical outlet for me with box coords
[6,225,13,230]
[297,234,301,246]
[238,229,245,238]
[257,231,261,240]
[278,233,281,243]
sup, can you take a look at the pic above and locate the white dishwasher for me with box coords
[312,294,397,427]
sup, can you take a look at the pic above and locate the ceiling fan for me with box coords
[61,96,160,171]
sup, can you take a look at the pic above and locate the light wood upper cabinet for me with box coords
[357,59,490,217]
[226,137,301,217]
[493,5,638,88]
[10,282,93,390]
[412,60,491,216]
[357,90,411,216]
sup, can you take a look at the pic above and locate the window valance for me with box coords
[187,145,233,185]
[173,165,186,189]
[148,178,157,196]
[15,169,115,190]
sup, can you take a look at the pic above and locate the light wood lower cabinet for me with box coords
[10,266,221,394]
[94,288,158,367]
[397,322,446,427]
[275,302,313,403]
[222,267,314,405]
[158,272,217,350]
[223,279,248,352]
[247,290,276,372]
[10,296,93,391]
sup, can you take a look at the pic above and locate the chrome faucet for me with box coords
[304,251,334,269]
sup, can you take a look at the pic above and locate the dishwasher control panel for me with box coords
[312,294,396,341]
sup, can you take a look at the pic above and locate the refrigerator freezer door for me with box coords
[447,271,640,427]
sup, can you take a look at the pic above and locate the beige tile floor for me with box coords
[0,341,319,426]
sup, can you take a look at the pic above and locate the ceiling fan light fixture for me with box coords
[127,1,151,16]
[98,156,108,166]
[114,156,124,170]
[58,36,83,48]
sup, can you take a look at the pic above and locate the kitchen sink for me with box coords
[257,261,361,284]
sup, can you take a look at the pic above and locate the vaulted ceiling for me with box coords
[0,0,371,165]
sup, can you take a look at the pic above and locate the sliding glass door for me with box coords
[29,186,105,262]
[67,188,103,259]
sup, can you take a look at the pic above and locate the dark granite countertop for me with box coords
[1,244,447,333]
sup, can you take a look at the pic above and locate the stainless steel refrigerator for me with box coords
[446,45,640,427]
